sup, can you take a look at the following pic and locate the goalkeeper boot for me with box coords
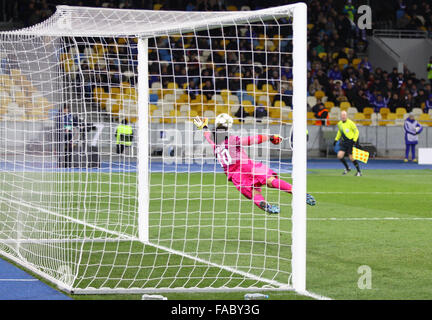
[355,171,362,176]
[260,201,280,214]
[342,168,351,175]
[306,193,316,206]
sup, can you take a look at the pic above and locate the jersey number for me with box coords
[216,148,233,167]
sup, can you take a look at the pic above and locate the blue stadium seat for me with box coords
[150,93,159,103]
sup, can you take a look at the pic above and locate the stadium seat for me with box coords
[386,113,397,126]
[314,90,325,100]
[220,89,231,97]
[230,105,240,115]
[318,52,327,59]
[257,95,271,106]
[149,93,159,104]
[412,108,423,119]
[396,107,407,119]
[216,105,230,115]
[339,101,351,111]
[307,111,315,124]
[163,93,176,103]
[269,107,280,119]
[338,58,348,69]
[352,58,362,68]
[353,112,370,126]
[324,101,334,110]
[418,113,432,126]
[371,112,381,126]
[379,107,390,119]
[274,100,287,108]
[225,94,239,105]
[246,83,257,94]
[261,84,275,93]
[363,107,374,119]
[307,96,317,108]
[203,110,215,120]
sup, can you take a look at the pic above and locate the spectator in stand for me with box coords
[351,89,370,112]
[309,78,323,97]
[201,79,214,101]
[415,89,427,108]
[388,93,402,113]
[394,72,405,89]
[328,65,343,81]
[359,57,372,72]
[401,92,415,113]
[254,104,268,119]
[425,94,432,114]
[372,94,388,113]
[187,79,200,100]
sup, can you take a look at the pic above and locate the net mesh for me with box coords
[0,4,301,293]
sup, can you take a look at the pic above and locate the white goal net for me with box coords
[0,4,308,294]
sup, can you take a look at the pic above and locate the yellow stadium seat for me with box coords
[110,87,121,95]
[339,101,351,111]
[418,113,432,126]
[363,107,374,119]
[395,107,407,119]
[386,113,397,125]
[318,52,327,59]
[379,107,390,119]
[246,83,257,94]
[307,111,315,124]
[167,82,179,90]
[220,89,231,98]
[314,90,325,100]
[352,58,362,67]
[274,100,286,108]
[324,101,334,110]
[338,58,348,66]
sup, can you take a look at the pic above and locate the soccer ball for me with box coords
[215,113,233,129]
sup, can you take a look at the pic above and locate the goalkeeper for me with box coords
[333,111,362,176]
[194,114,316,214]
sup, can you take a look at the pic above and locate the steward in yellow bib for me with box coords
[427,56,432,85]
[333,111,362,176]
[116,119,133,154]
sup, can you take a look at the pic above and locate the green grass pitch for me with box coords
[1,168,432,300]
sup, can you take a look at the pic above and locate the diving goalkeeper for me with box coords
[194,114,316,214]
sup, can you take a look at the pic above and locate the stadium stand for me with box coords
[0,0,431,127]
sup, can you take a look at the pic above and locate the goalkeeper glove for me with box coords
[270,135,282,145]
[193,116,208,130]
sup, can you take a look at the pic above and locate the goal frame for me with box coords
[0,3,309,296]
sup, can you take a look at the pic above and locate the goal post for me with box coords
[291,2,307,293]
[0,3,311,296]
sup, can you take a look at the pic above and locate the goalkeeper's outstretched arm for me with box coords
[193,116,215,149]
[238,134,283,146]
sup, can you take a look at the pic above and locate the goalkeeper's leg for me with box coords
[266,176,316,206]
[252,190,280,214]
